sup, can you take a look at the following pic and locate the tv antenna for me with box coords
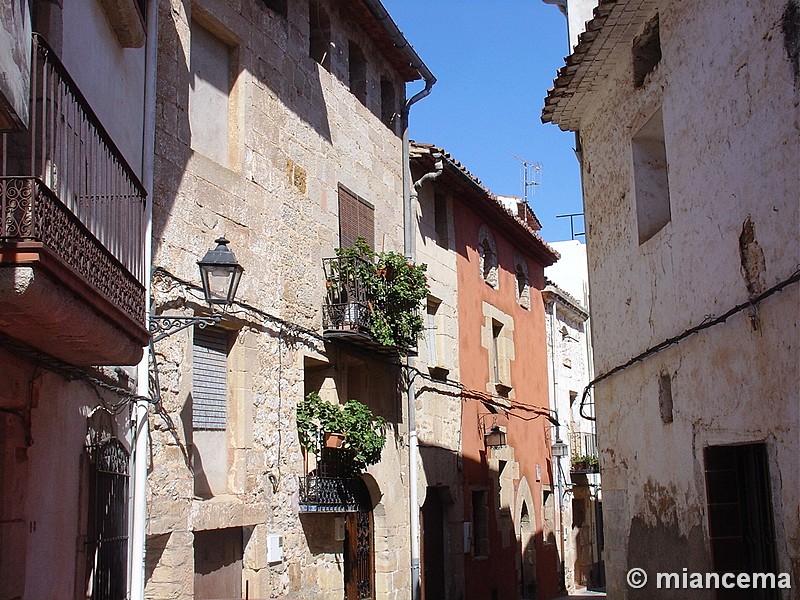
[510,154,542,204]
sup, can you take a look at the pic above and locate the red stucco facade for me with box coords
[451,178,560,598]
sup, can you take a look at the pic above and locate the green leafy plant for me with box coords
[571,454,599,471]
[331,238,429,351]
[296,392,387,474]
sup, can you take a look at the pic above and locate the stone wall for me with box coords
[146,0,414,597]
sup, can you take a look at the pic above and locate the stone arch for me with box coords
[515,476,537,599]
[478,225,499,288]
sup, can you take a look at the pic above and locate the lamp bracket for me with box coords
[149,314,222,343]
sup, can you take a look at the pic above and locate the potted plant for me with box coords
[329,238,429,352]
[296,392,387,474]
[571,453,599,472]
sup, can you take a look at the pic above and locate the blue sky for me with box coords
[381,1,585,243]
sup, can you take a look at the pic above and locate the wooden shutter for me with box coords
[339,185,374,249]
[192,327,228,430]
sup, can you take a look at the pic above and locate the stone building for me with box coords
[412,143,561,600]
[0,0,153,598]
[543,0,799,597]
[145,1,433,598]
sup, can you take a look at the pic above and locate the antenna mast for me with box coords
[510,154,542,204]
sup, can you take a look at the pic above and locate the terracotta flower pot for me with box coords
[324,432,346,449]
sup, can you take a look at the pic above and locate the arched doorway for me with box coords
[520,501,537,599]
[344,478,374,600]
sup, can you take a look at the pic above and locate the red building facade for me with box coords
[413,143,561,599]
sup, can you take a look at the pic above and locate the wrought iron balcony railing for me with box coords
[321,255,373,334]
[298,475,361,513]
[0,34,146,327]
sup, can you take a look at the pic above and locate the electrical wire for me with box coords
[578,266,800,420]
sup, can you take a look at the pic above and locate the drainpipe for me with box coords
[402,94,436,600]
[130,1,158,598]
[357,5,436,598]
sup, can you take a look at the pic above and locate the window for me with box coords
[261,0,287,18]
[189,21,234,165]
[514,254,530,310]
[426,298,440,367]
[632,13,661,88]
[194,527,243,599]
[192,327,229,431]
[192,326,230,498]
[349,41,367,105]
[85,438,129,600]
[490,320,502,384]
[658,372,673,424]
[434,193,449,247]
[380,77,396,130]
[309,0,331,71]
[338,185,374,249]
[632,108,671,243]
[704,444,778,587]
[471,490,490,557]
[478,226,498,288]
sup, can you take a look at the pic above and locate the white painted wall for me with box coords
[567,1,799,596]
[61,1,146,177]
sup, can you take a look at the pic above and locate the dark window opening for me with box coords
[261,0,287,18]
[309,0,331,71]
[380,77,396,130]
[632,13,661,88]
[349,41,367,105]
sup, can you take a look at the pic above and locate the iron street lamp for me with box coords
[484,424,507,448]
[552,438,569,458]
[149,237,244,342]
[197,237,244,306]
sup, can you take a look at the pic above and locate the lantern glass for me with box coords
[552,440,569,458]
[197,237,244,306]
[484,426,507,448]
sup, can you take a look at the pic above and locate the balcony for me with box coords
[321,255,420,357]
[299,447,363,513]
[0,35,148,366]
[298,475,362,513]
[570,431,599,474]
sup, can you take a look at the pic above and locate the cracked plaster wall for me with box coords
[574,0,799,597]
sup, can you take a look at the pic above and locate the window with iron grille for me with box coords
[338,185,374,249]
[86,439,129,600]
[192,327,229,430]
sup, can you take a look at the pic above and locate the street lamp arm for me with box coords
[149,314,222,343]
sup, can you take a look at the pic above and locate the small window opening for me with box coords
[261,0,287,18]
[380,77,396,130]
[349,41,367,105]
[633,108,671,243]
[632,13,661,88]
[309,0,331,71]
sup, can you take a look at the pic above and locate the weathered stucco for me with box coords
[554,0,799,597]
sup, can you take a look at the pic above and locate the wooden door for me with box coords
[345,509,374,600]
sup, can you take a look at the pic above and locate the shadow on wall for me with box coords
[152,0,332,252]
